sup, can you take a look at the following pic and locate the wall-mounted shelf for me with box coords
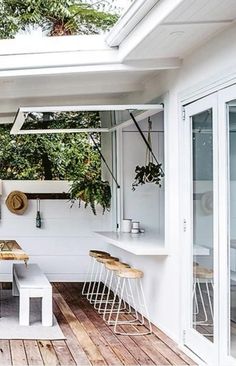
[25,193,70,200]
[95,231,168,256]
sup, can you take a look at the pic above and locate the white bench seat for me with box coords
[13,263,52,326]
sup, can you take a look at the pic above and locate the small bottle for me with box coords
[36,198,42,228]
[36,210,41,228]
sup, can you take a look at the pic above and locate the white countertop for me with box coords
[193,245,210,256]
[95,231,168,256]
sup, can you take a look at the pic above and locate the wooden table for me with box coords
[0,240,29,264]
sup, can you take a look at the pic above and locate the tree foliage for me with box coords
[0,0,119,38]
[0,112,101,181]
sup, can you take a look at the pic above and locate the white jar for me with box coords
[132,221,140,230]
[121,219,132,233]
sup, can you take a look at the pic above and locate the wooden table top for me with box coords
[0,240,29,262]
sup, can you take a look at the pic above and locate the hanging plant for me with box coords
[69,132,113,215]
[132,118,164,191]
[69,176,111,215]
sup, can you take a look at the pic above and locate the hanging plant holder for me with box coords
[132,117,164,191]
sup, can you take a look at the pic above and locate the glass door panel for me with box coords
[192,110,214,341]
[183,93,218,364]
[228,102,236,359]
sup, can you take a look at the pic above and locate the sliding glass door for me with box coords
[182,84,236,366]
[183,94,218,364]
[218,84,236,366]
[228,103,236,360]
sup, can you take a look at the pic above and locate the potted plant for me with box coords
[132,161,164,191]
[132,118,164,191]
[69,176,111,215]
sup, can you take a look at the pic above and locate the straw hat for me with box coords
[200,191,213,215]
[6,191,28,215]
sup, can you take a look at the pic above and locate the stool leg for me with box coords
[194,280,208,325]
[138,279,152,333]
[102,271,114,320]
[87,261,100,302]
[97,268,109,312]
[94,266,107,310]
[114,278,126,333]
[193,281,199,315]
[206,281,213,321]
[82,257,94,296]
[92,264,104,305]
[42,290,53,327]
[19,290,30,326]
[107,277,121,325]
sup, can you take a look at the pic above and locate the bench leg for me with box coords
[19,290,30,326]
[42,290,53,326]
[12,274,19,297]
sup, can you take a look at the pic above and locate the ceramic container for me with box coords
[121,219,132,233]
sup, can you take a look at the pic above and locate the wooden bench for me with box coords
[12,263,52,326]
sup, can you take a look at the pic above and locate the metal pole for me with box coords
[90,133,120,189]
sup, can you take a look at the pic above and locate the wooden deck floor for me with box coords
[0,283,197,366]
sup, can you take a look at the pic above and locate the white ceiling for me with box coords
[123,0,236,59]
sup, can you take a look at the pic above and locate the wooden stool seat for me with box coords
[105,260,130,271]
[117,268,143,279]
[96,256,119,264]
[89,250,110,258]
[194,266,213,279]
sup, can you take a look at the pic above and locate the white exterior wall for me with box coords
[111,23,236,343]
[0,180,112,281]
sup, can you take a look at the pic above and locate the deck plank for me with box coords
[10,340,28,366]
[24,340,43,366]
[53,298,91,366]
[53,292,106,366]
[52,340,76,365]
[38,340,60,366]
[151,324,198,365]
[0,340,12,365]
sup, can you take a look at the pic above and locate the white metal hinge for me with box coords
[182,107,186,121]
[183,330,186,342]
[183,219,187,232]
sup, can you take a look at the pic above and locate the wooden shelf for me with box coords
[25,193,70,200]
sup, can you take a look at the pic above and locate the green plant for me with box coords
[132,118,164,191]
[132,162,164,191]
[0,0,119,38]
[69,176,111,215]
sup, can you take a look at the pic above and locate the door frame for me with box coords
[181,93,219,365]
[218,84,236,366]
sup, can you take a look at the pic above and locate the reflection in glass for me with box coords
[228,103,236,358]
[192,109,214,342]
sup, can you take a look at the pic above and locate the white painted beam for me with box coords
[0,81,144,99]
[124,58,181,70]
[0,35,111,55]
[0,59,181,78]
[14,128,109,135]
